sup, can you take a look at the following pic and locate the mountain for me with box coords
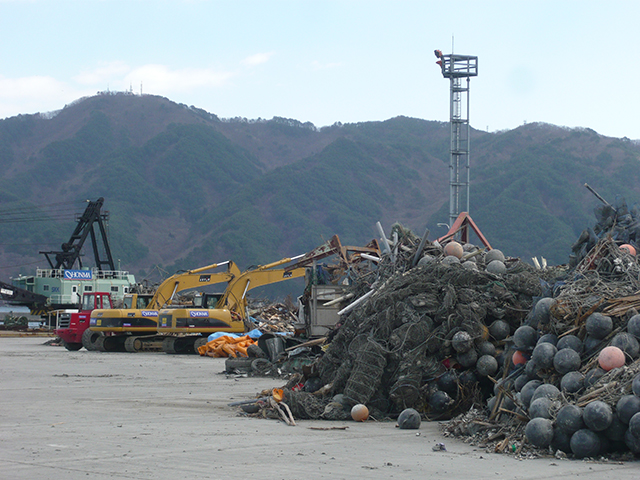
[0,92,639,296]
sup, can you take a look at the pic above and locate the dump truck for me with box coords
[85,261,241,352]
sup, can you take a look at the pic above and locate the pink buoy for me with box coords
[512,350,528,365]
[444,241,463,259]
[620,244,637,256]
[598,346,625,371]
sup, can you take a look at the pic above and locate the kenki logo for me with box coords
[64,270,92,280]
[141,311,159,317]
[190,310,209,318]
[199,275,211,282]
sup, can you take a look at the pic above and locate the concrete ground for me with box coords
[0,337,638,480]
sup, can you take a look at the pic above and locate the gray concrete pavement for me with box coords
[0,337,638,479]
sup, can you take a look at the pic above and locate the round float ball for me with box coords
[633,373,640,396]
[583,335,602,355]
[611,332,640,359]
[303,376,323,393]
[625,428,640,454]
[598,346,626,371]
[521,380,542,408]
[429,390,453,412]
[525,418,554,448]
[452,331,473,353]
[554,348,582,375]
[444,241,463,259]
[556,404,584,435]
[485,249,505,263]
[584,368,606,388]
[531,383,561,403]
[418,254,436,267]
[629,412,640,439]
[351,404,369,422]
[556,334,583,354]
[437,371,459,397]
[477,341,496,357]
[627,314,640,340]
[513,325,538,351]
[537,333,558,346]
[512,350,529,365]
[457,349,478,368]
[620,244,637,256]
[616,395,640,424]
[586,312,613,340]
[551,428,572,454]
[583,401,613,432]
[528,397,553,419]
[514,373,530,392]
[534,297,556,325]
[458,369,477,387]
[604,415,627,442]
[570,429,602,458]
[476,354,498,377]
[462,261,478,271]
[486,395,498,414]
[442,255,461,266]
[488,320,510,341]
[531,342,557,369]
[397,408,421,429]
[524,359,541,379]
[486,259,506,275]
[561,371,585,394]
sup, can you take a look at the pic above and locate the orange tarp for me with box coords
[197,335,256,358]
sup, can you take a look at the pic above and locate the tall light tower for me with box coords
[435,50,478,228]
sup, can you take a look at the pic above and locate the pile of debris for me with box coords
[239,200,640,460]
[248,299,299,333]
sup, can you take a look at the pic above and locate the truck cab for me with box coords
[54,292,113,351]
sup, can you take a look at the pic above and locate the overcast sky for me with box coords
[1,1,639,139]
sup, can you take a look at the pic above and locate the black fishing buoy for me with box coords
[586,312,613,340]
[525,418,554,448]
[476,354,498,377]
[570,429,601,458]
[611,332,640,359]
[531,342,557,369]
[521,380,543,408]
[556,404,584,435]
[397,408,421,429]
[554,348,581,375]
[560,371,585,394]
[556,335,583,354]
[513,325,538,351]
[616,394,640,424]
[452,331,473,353]
[583,401,613,432]
[528,397,553,419]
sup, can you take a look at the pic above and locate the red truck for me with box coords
[54,292,113,351]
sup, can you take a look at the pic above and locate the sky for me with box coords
[1,1,639,139]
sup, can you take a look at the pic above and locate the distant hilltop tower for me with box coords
[434,49,478,228]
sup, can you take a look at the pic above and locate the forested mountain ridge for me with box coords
[0,92,638,289]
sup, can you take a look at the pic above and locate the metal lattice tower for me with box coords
[436,52,478,227]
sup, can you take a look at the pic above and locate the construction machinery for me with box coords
[54,291,114,351]
[86,261,241,352]
[157,234,381,352]
[157,256,307,353]
[0,198,135,316]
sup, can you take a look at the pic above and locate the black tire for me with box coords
[63,341,83,351]
[251,358,273,374]
[194,337,209,352]
[225,356,254,373]
[82,329,102,351]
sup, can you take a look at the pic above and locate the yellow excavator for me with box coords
[157,255,308,353]
[86,261,241,352]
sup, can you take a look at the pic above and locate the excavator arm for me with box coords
[148,261,241,310]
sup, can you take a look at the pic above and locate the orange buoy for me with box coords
[351,404,369,422]
[512,350,528,365]
[598,346,626,371]
[444,241,464,259]
[620,244,637,256]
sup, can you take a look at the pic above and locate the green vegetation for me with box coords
[1,94,640,296]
